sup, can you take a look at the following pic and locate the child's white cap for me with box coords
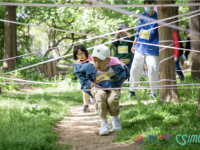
[91,45,110,60]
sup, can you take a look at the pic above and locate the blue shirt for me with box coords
[135,12,159,56]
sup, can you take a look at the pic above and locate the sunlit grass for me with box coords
[0,91,83,150]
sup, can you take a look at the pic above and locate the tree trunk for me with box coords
[171,1,179,36]
[197,85,200,117]
[189,0,200,79]
[157,0,179,103]
[3,5,17,70]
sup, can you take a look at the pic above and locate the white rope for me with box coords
[1,5,199,75]
[0,8,199,48]
[159,43,174,52]
[3,37,200,75]
[0,51,41,62]
[176,69,200,72]
[159,79,177,82]
[52,11,200,52]
[159,40,200,43]
[1,75,199,88]
[0,8,198,64]
[0,2,200,8]
[94,1,200,37]
[0,76,58,85]
[0,83,199,97]
[160,55,174,64]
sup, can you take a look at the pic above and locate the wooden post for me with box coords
[157,0,179,102]
[52,61,57,77]
[189,0,200,79]
[39,66,43,73]
[47,62,53,81]
[43,65,48,77]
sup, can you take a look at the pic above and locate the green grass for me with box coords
[112,72,200,150]
[0,90,83,150]
[1,70,200,150]
[114,101,200,150]
[121,72,200,103]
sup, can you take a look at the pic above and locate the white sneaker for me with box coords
[99,121,109,136]
[112,116,122,132]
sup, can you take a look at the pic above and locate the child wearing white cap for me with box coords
[74,45,129,135]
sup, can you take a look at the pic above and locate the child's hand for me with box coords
[91,83,95,89]
[174,57,178,62]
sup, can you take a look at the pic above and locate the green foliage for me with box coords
[0,90,83,150]
[10,54,49,81]
[113,101,200,150]
[0,78,19,91]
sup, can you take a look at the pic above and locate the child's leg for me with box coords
[83,92,89,105]
[107,90,122,132]
[107,89,121,116]
[91,88,108,117]
[91,88,110,135]
[81,92,90,112]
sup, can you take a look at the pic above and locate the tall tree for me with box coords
[189,0,200,79]
[189,0,200,118]
[3,4,17,70]
[197,85,200,117]
[157,0,179,102]
[0,6,4,58]
[171,0,179,36]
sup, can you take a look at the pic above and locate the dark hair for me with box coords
[73,44,89,60]
[144,0,155,4]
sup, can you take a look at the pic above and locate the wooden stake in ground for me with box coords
[3,4,17,70]
[52,61,57,77]
[189,0,200,79]
[157,0,179,102]
[47,62,53,81]
[47,61,57,80]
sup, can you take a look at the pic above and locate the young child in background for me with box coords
[74,45,129,135]
[173,32,184,81]
[73,44,95,112]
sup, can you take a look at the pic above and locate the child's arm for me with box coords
[74,64,92,90]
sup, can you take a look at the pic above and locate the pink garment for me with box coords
[108,57,125,66]
[108,57,125,90]
[89,57,124,66]
[154,7,157,12]
[77,54,93,64]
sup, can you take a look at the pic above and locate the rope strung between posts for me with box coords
[0,2,200,8]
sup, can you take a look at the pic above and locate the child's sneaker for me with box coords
[99,121,109,136]
[128,91,135,99]
[81,105,90,112]
[112,116,122,132]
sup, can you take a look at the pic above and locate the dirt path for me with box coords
[54,103,142,150]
